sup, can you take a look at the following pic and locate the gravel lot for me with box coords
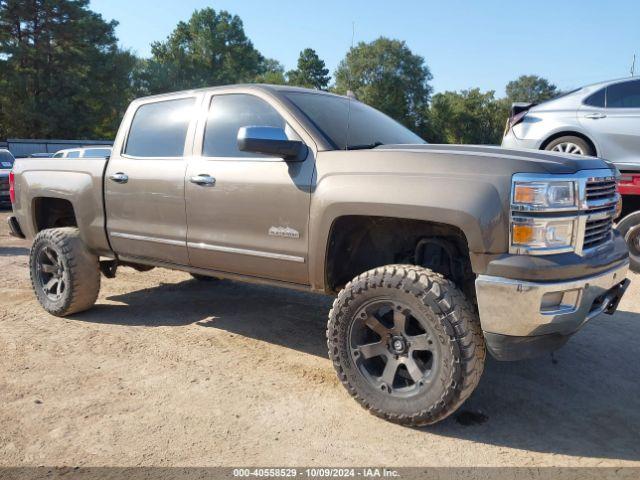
[1,209,639,468]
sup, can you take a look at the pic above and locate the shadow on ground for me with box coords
[70,277,640,461]
[0,246,29,256]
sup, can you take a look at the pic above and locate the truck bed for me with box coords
[11,157,112,256]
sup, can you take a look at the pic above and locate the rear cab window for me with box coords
[124,97,196,157]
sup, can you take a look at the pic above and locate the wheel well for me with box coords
[325,216,475,301]
[33,197,77,232]
[540,131,597,156]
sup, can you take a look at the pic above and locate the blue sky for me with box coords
[90,0,640,96]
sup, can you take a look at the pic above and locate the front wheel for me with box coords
[617,211,640,273]
[29,227,101,316]
[327,265,485,426]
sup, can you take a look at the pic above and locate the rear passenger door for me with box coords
[580,80,640,162]
[184,92,315,284]
[105,95,200,265]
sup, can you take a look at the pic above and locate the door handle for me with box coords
[109,172,128,183]
[190,174,216,187]
[584,113,607,119]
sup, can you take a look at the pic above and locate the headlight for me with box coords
[511,217,575,254]
[512,181,576,210]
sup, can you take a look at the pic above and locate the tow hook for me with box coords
[604,279,630,315]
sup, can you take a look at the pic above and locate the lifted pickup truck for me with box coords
[9,85,630,426]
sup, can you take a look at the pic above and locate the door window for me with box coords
[66,151,80,158]
[606,80,640,108]
[124,97,196,157]
[203,94,288,158]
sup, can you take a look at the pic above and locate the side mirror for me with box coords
[237,126,307,161]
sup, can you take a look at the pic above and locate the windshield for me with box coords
[285,92,425,150]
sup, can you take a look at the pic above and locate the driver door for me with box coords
[185,92,315,284]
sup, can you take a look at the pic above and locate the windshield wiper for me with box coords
[345,141,384,150]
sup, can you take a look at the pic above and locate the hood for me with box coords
[376,144,610,175]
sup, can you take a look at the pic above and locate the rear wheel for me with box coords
[327,264,485,426]
[544,136,594,156]
[617,211,640,273]
[29,227,101,316]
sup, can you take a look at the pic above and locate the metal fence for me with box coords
[4,138,113,157]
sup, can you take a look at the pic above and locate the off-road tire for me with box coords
[544,135,595,156]
[29,227,100,316]
[617,211,640,273]
[327,264,485,426]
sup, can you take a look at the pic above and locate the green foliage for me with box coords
[0,0,136,139]
[287,48,330,90]
[254,58,287,85]
[505,74,558,104]
[333,37,433,134]
[135,8,264,95]
[427,89,509,145]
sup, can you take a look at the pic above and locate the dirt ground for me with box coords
[1,209,639,468]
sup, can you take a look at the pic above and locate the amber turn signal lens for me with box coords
[513,185,536,204]
[512,224,534,244]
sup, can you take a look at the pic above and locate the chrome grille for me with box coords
[583,215,613,250]
[586,177,616,202]
[582,176,617,252]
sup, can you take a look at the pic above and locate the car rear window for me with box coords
[124,97,196,157]
[584,88,605,108]
[0,150,14,168]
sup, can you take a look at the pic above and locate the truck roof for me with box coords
[134,84,348,102]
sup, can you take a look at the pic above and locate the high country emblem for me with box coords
[268,226,300,239]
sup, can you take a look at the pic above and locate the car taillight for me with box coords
[9,170,15,203]
[508,111,527,130]
[618,173,640,196]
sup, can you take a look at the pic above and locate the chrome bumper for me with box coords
[476,261,630,337]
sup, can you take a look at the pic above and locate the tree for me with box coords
[427,89,508,145]
[334,37,432,134]
[254,58,287,85]
[287,48,330,90]
[136,8,264,95]
[0,0,136,139]
[505,75,558,104]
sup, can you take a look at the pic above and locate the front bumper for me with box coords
[476,260,630,359]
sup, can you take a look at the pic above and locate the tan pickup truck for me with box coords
[8,85,630,426]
